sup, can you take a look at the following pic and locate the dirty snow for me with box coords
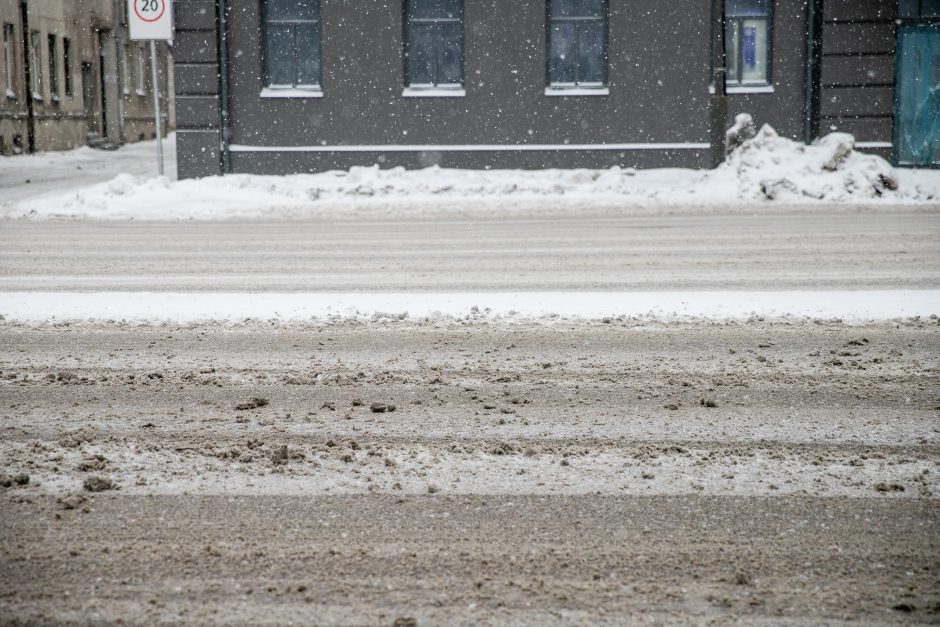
[2,126,938,221]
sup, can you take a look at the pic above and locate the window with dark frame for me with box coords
[547,0,609,89]
[47,34,58,99]
[3,24,14,98]
[725,0,772,85]
[263,0,321,89]
[63,37,72,97]
[404,0,464,89]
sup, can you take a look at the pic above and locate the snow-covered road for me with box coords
[2,212,939,295]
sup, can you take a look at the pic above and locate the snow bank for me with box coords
[2,290,937,324]
[714,126,902,201]
[4,127,938,220]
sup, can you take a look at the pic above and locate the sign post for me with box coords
[128,0,173,177]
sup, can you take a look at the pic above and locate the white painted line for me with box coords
[1,291,937,323]
[228,143,711,153]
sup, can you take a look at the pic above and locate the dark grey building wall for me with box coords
[173,0,222,179]
[818,0,896,153]
[175,0,878,177]
[224,0,729,172]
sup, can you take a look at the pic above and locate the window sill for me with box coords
[31,92,43,102]
[545,87,610,97]
[50,94,60,103]
[402,87,466,98]
[261,87,324,98]
[136,90,146,96]
[708,84,775,94]
[5,89,16,100]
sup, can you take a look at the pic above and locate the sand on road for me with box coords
[1,317,937,624]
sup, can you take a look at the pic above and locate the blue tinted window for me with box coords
[547,0,608,87]
[405,0,464,86]
[263,0,321,87]
[724,0,771,85]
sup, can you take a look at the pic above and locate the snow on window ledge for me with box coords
[545,87,610,97]
[402,86,466,98]
[261,86,324,99]
[708,84,775,94]
[5,88,16,99]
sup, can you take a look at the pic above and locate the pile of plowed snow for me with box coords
[4,126,937,220]
[713,125,902,201]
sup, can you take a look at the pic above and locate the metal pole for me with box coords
[709,0,729,167]
[218,0,231,174]
[149,39,164,176]
[19,1,36,153]
[803,0,822,145]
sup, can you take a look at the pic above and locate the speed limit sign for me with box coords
[128,0,173,41]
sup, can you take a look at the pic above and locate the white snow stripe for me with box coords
[1,291,937,323]
[228,143,711,153]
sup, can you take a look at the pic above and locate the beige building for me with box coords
[0,0,174,155]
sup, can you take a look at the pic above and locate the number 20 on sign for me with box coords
[128,0,173,41]
[136,0,165,21]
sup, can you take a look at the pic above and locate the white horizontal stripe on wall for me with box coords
[228,143,711,153]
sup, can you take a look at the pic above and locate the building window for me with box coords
[547,0,609,91]
[725,0,772,85]
[263,0,321,90]
[120,43,129,94]
[29,31,41,100]
[136,44,146,95]
[3,24,14,98]
[63,37,72,97]
[404,0,464,90]
[47,34,58,100]
[899,0,940,18]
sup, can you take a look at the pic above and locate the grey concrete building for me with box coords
[173,0,940,179]
[0,0,174,155]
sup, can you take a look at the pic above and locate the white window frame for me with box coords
[262,0,322,94]
[545,0,610,94]
[723,0,773,88]
[403,0,465,93]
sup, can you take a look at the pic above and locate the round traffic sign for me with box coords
[133,0,166,23]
